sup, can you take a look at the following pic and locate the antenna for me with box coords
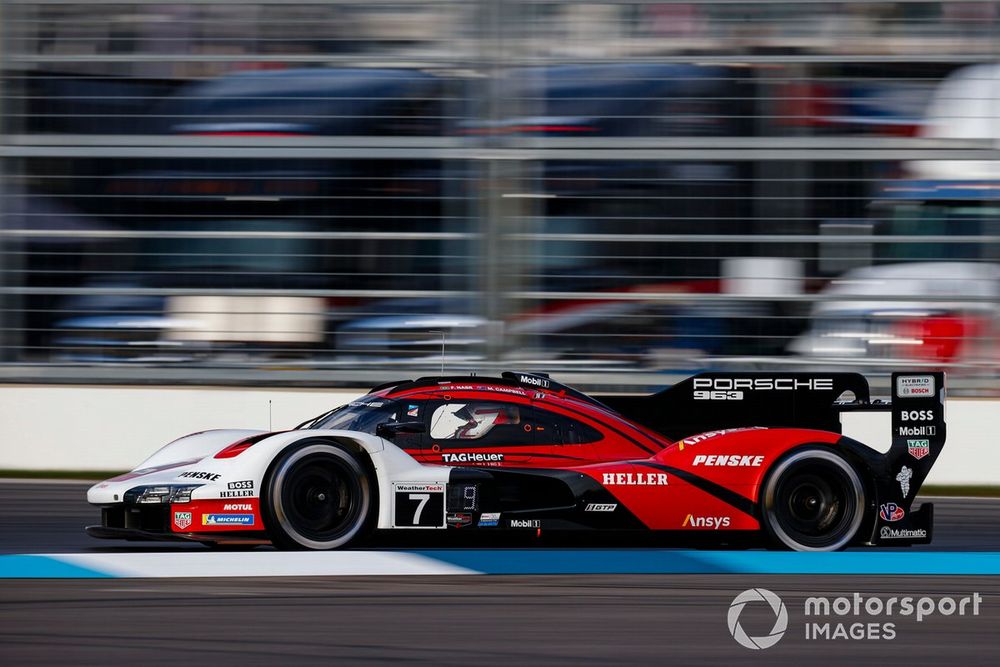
[268,399,273,432]
[440,330,446,374]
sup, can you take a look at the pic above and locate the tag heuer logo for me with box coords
[173,511,192,530]
[907,439,930,460]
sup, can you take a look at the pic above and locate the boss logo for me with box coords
[900,410,935,422]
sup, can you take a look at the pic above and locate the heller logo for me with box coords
[683,514,730,529]
[728,588,788,650]
[602,472,668,486]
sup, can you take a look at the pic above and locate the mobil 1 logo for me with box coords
[393,482,446,529]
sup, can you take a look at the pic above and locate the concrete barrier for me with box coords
[0,385,994,486]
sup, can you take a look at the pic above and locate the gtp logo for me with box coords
[879,503,904,522]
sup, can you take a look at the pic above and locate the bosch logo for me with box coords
[900,410,935,422]
[728,588,788,650]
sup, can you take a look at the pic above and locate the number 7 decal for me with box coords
[392,483,446,528]
[409,493,430,525]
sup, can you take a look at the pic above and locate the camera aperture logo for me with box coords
[728,588,788,650]
[727,589,983,649]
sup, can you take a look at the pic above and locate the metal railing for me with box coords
[1,0,999,393]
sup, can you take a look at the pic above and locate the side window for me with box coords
[429,402,521,440]
[534,408,603,446]
[428,401,534,447]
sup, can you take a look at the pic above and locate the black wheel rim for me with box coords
[279,454,363,543]
[772,460,857,549]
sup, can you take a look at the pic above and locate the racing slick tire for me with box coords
[262,439,376,550]
[760,447,866,552]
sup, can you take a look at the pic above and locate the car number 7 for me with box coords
[409,493,430,525]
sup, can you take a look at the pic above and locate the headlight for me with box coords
[125,485,202,504]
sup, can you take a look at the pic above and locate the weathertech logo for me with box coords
[602,472,668,486]
[683,514,731,529]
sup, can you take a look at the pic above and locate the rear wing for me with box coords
[595,372,945,445]
[595,372,877,441]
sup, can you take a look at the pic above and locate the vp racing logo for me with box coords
[727,588,788,650]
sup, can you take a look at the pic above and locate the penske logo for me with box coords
[683,514,731,529]
[693,454,764,467]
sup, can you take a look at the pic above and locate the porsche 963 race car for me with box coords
[87,371,946,551]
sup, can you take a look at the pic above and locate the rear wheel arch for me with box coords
[759,443,868,551]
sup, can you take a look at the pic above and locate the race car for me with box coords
[86,371,946,551]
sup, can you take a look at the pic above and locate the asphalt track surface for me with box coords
[1,481,999,665]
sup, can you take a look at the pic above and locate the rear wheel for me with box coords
[761,448,865,552]
[262,440,375,550]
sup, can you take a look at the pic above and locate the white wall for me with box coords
[0,385,994,486]
[0,385,360,471]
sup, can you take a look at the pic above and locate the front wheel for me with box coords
[262,440,375,550]
[761,447,865,552]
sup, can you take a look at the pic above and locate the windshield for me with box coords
[300,398,402,433]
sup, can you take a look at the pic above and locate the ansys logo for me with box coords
[728,588,788,650]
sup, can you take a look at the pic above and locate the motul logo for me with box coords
[682,514,731,529]
[222,503,252,511]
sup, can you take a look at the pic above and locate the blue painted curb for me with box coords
[0,555,114,578]
[3,550,1000,578]
[414,549,1000,576]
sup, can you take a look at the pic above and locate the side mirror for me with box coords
[376,421,426,438]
